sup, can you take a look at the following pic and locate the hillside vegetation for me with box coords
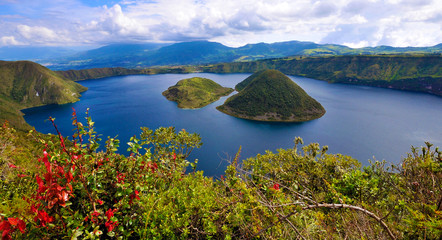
[202,55,442,96]
[163,77,233,109]
[0,115,440,239]
[217,70,325,122]
[0,61,87,129]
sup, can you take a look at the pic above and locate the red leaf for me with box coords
[67,183,73,192]
[7,218,18,226]
[0,220,11,231]
[17,219,26,233]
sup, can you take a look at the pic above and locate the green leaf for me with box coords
[71,228,83,240]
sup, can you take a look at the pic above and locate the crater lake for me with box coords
[22,73,442,176]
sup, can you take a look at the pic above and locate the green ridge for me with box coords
[202,55,442,96]
[162,77,233,109]
[217,70,326,122]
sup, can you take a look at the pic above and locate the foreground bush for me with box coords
[0,111,441,239]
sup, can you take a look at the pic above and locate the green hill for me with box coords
[163,77,233,109]
[0,60,87,129]
[217,70,326,122]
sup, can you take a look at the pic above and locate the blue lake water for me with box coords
[22,73,442,176]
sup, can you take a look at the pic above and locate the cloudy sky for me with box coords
[0,0,441,48]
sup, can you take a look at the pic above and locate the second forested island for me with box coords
[217,69,326,122]
[162,77,233,109]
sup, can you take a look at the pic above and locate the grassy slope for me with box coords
[217,70,325,122]
[162,77,233,109]
[203,55,442,96]
[0,60,87,130]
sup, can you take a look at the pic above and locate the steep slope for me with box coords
[163,77,233,109]
[217,70,325,122]
[203,55,442,96]
[0,60,87,129]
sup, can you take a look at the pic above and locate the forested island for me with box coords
[217,70,326,122]
[162,77,233,109]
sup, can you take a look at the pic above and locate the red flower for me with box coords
[273,183,280,190]
[105,219,118,232]
[146,162,158,173]
[116,172,125,184]
[91,211,100,223]
[8,163,17,169]
[172,153,177,160]
[129,190,140,205]
[105,208,117,220]
[17,174,28,178]
[97,199,103,205]
[97,159,103,167]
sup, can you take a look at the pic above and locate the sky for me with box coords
[0,0,441,48]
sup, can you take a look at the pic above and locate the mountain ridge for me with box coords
[25,40,441,70]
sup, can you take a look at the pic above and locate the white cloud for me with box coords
[0,36,21,46]
[0,0,440,47]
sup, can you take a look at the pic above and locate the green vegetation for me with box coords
[162,77,233,109]
[203,55,442,96]
[0,61,87,130]
[217,70,326,122]
[1,114,441,239]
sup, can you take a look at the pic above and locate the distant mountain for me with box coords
[217,70,326,122]
[42,41,442,70]
[0,60,87,129]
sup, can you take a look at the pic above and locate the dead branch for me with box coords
[302,203,396,240]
